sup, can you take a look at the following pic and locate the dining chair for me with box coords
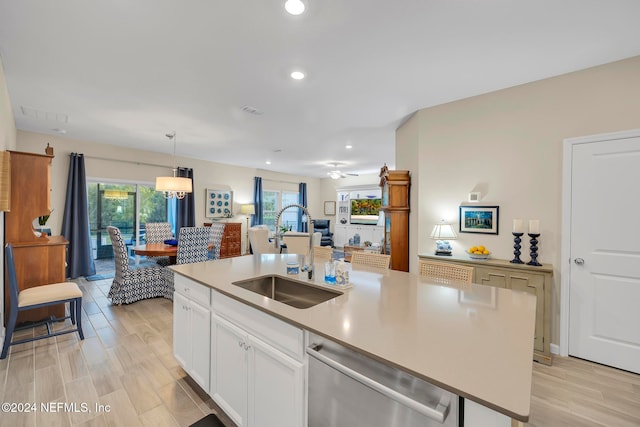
[176,226,212,264]
[248,225,279,254]
[281,231,311,255]
[313,245,334,262]
[350,252,391,270]
[418,259,474,284]
[145,222,174,266]
[207,223,226,260]
[2,243,84,359]
[107,226,171,304]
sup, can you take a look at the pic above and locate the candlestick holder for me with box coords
[527,233,542,266]
[510,232,524,264]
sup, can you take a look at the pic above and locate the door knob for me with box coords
[574,258,584,265]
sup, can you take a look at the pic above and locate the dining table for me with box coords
[132,243,178,265]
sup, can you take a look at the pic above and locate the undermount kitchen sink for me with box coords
[232,275,342,309]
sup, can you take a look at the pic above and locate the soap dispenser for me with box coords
[336,260,350,286]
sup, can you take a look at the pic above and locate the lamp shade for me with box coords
[241,204,255,215]
[155,176,193,193]
[430,221,457,240]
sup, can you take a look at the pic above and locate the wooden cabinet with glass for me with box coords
[379,165,410,271]
[4,151,68,324]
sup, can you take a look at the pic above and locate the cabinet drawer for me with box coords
[474,267,508,288]
[212,291,304,361]
[175,274,211,307]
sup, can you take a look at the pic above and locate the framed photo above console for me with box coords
[459,205,499,234]
[206,189,233,218]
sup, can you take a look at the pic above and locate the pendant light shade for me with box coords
[155,132,193,199]
[155,175,193,194]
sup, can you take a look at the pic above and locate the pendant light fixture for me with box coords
[155,131,193,199]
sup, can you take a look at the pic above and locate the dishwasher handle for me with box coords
[307,343,450,424]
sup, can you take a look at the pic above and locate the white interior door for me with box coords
[568,133,640,373]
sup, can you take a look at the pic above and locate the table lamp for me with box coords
[430,220,457,256]
[241,204,256,254]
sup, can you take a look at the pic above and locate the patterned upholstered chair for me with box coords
[107,226,171,304]
[207,223,226,260]
[176,227,212,265]
[145,222,174,266]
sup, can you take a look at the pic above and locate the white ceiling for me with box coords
[1,1,640,178]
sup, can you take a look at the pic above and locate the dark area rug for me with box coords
[190,413,227,427]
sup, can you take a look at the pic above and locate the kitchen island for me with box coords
[171,254,536,425]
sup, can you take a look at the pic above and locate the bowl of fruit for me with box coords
[468,245,490,260]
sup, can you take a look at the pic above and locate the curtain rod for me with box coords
[262,178,302,185]
[84,155,171,169]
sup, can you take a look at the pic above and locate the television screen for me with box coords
[350,198,382,225]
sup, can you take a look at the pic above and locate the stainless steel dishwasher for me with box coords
[307,333,459,427]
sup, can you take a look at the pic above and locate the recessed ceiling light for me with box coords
[265,160,272,165]
[345,145,353,149]
[290,71,305,80]
[285,0,305,15]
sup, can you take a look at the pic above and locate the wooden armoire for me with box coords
[379,165,411,271]
[4,150,68,324]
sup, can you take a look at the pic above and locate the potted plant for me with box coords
[37,210,52,235]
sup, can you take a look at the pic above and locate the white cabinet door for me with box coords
[190,301,211,391]
[356,226,373,243]
[334,225,348,247]
[371,226,384,245]
[248,335,304,427]
[211,314,249,427]
[173,292,190,368]
[174,292,211,391]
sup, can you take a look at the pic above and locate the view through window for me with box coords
[262,190,299,232]
[88,182,169,260]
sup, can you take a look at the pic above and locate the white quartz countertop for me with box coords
[170,254,536,421]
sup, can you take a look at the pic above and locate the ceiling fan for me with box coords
[327,162,359,179]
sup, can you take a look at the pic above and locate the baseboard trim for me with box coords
[550,343,559,355]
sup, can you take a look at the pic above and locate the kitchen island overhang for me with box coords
[170,254,536,422]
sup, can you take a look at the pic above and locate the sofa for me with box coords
[312,219,334,247]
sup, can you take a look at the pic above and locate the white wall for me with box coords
[16,130,324,255]
[396,55,640,345]
[0,55,17,337]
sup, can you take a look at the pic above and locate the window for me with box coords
[88,181,169,260]
[261,190,300,232]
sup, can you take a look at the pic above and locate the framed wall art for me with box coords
[206,189,233,218]
[324,201,336,216]
[459,205,499,235]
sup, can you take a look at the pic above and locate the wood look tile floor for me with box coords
[0,277,234,427]
[1,277,639,426]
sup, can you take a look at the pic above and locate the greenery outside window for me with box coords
[261,190,299,232]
